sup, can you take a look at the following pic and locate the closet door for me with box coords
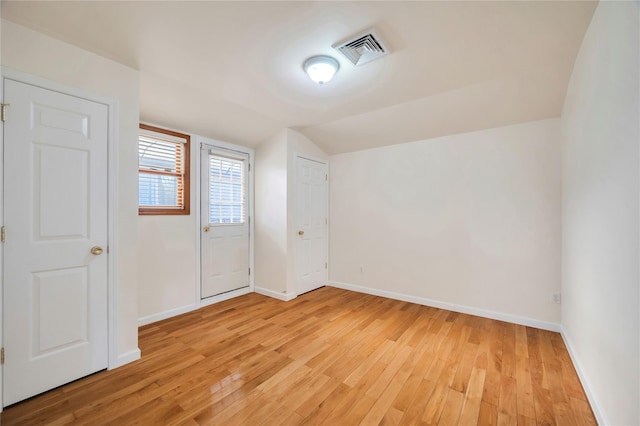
[3,78,109,405]
[294,156,328,295]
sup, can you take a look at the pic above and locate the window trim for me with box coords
[138,123,190,215]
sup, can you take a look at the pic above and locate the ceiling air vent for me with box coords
[333,29,390,66]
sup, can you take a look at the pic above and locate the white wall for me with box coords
[138,131,255,325]
[138,211,197,322]
[560,2,640,424]
[330,119,562,327]
[255,128,328,298]
[1,20,140,362]
[137,130,198,323]
[255,130,289,296]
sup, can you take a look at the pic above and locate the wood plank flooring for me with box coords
[1,287,596,425]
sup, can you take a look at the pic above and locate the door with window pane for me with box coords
[200,146,250,298]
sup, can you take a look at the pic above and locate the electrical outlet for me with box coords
[552,293,561,304]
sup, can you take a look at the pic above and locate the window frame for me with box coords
[138,123,190,215]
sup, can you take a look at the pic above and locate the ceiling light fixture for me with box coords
[303,55,339,85]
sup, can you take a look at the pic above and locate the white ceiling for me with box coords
[2,1,597,154]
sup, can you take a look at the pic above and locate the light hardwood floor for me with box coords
[1,287,596,425]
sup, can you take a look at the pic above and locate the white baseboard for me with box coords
[560,327,607,425]
[254,286,296,301]
[110,348,141,369]
[137,288,256,328]
[138,303,197,327]
[328,280,561,332]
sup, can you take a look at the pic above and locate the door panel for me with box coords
[200,146,250,299]
[36,144,89,239]
[3,79,108,406]
[33,267,88,356]
[295,157,328,295]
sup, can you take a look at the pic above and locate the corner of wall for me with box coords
[255,127,328,298]
[559,2,640,425]
[254,286,296,301]
[559,327,608,425]
[254,129,289,293]
[286,128,329,160]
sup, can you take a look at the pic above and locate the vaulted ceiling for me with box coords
[2,1,597,154]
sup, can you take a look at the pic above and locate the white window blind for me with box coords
[208,155,245,224]
[138,134,185,208]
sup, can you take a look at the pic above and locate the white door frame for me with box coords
[195,136,254,308]
[293,153,329,296]
[0,68,119,407]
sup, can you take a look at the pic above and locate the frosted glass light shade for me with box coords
[303,56,339,84]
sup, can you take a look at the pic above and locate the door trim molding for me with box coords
[195,136,255,307]
[0,68,120,390]
[295,153,328,165]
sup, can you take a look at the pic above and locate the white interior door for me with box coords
[295,156,328,295]
[200,146,250,299]
[3,79,109,406]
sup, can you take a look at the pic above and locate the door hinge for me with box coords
[325,174,328,181]
[1,347,5,365]
[1,226,6,243]
[1,103,9,122]
[248,267,251,276]
[325,262,328,269]
[248,163,251,172]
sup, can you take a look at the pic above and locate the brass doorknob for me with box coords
[204,226,210,232]
[91,246,103,255]
[298,230,304,236]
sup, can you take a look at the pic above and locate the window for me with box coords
[208,154,246,224]
[138,124,190,215]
